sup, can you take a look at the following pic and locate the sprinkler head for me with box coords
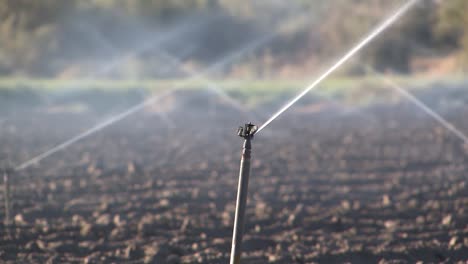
[3,167,13,175]
[0,158,13,174]
[237,123,257,139]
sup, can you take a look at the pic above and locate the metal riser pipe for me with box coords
[230,138,251,264]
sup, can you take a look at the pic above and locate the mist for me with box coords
[2,0,468,263]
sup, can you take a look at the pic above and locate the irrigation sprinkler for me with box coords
[227,2,420,263]
[256,0,420,134]
[3,167,12,227]
[230,123,257,264]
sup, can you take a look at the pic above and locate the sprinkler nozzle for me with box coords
[237,123,257,139]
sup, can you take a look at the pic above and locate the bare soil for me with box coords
[1,89,468,263]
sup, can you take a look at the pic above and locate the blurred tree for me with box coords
[0,0,76,75]
[0,0,465,77]
[0,0,76,28]
[435,0,468,69]
[314,0,438,73]
[98,0,212,22]
[364,0,437,73]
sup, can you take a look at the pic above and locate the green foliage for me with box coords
[0,0,76,75]
[435,0,468,68]
[0,75,460,112]
[0,0,466,77]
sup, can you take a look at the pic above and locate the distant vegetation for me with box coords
[0,76,463,115]
[0,0,467,78]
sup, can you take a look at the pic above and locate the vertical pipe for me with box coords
[230,137,252,264]
[3,169,11,227]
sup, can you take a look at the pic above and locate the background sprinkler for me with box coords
[3,166,12,229]
[230,123,257,264]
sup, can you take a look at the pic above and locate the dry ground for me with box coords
[1,88,468,263]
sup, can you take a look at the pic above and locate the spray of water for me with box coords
[8,16,211,118]
[14,90,175,171]
[14,29,280,171]
[367,67,468,144]
[155,49,262,121]
[12,18,219,171]
[14,6,344,171]
[134,87,176,130]
[91,17,214,78]
[75,21,120,56]
[157,44,199,76]
[256,0,420,134]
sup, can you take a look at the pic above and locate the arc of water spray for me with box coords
[256,0,421,134]
[76,21,120,56]
[91,17,215,78]
[14,30,280,171]
[12,18,220,171]
[2,17,211,124]
[84,20,254,121]
[366,66,468,144]
[14,90,175,171]
[154,49,263,121]
[14,5,335,171]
